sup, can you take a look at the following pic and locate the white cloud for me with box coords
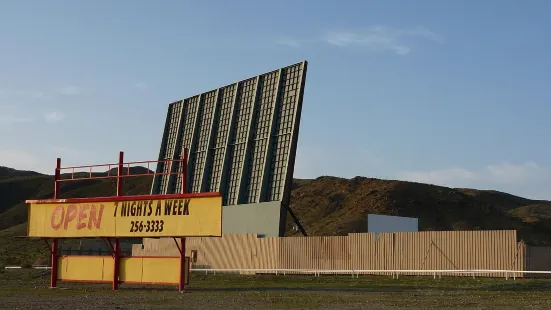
[49,146,91,160]
[1,86,82,98]
[0,149,50,173]
[0,147,95,174]
[322,26,441,55]
[0,113,35,125]
[134,82,149,89]
[57,86,81,96]
[277,26,441,55]
[13,89,45,99]
[400,26,442,42]
[293,147,317,179]
[396,162,551,200]
[0,105,34,124]
[398,167,478,185]
[0,106,67,125]
[293,146,387,179]
[44,111,67,123]
[275,37,303,47]
[486,162,541,183]
[0,89,46,99]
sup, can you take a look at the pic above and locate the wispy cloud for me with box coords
[276,26,441,55]
[47,146,100,171]
[398,167,479,185]
[134,82,149,89]
[275,37,304,47]
[0,147,95,174]
[0,105,34,125]
[2,89,46,99]
[57,85,81,96]
[1,86,84,99]
[44,111,67,123]
[322,26,441,55]
[49,146,91,160]
[17,90,45,99]
[395,162,551,199]
[0,149,48,173]
[294,146,387,179]
[0,114,35,125]
[1,105,68,125]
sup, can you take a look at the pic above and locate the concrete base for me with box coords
[222,201,285,237]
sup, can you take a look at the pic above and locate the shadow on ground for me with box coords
[117,282,551,293]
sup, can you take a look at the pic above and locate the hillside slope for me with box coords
[0,166,43,178]
[285,176,551,244]
[1,168,551,265]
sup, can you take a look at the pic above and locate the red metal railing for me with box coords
[57,159,185,181]
[53,150,189,199]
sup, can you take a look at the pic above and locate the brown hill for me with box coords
[0,166,43,178]
[285,176,551,245]
[1,169,551,266]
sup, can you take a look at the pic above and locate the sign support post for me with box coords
[50,157,61,288]
[113,238,120,290]
[50,238,58,288]
[112,151,124,290]
[179,148,189,293]
[178,238,186,292]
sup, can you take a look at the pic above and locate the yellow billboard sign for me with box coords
[26,193,222,238]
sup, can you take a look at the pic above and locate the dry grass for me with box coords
[2,269,551,309]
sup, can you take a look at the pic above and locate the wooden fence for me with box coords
[131,230,544,278]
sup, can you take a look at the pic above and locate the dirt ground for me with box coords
[2,270,551,309]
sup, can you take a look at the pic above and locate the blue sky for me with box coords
[1,0,550,199]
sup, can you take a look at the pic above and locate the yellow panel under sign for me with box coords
[57,256,113,282]
[119,257,143,283]
[141,257,180,284]
[119,257,188,285]
[57,255,189,285]
[26,193,222,238]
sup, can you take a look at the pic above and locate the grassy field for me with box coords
[2,270,551,309]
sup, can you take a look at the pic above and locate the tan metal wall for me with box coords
[279,236,350,270]
[133,234,260,272]
[132,230,527,278]
[390,231,522,277]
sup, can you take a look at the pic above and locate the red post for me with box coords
[51,157,61,289]
[113,238,120,290]
[113,151,123,291]
[113,152,123,290]
[179,148,189,292]
[182,148,188,194]
[50,238,58,288]
[178,237,187,292]
[54,158,61,199]
[186,254,191,285]
[117,151,124,197]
